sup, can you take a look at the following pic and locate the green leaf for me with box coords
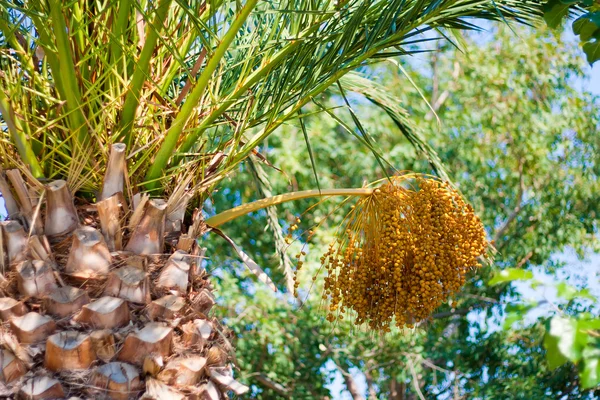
[578,318,600,331]
[573,13,600,64]
[504,303,536,330]
[543,0,574,29]
[582,32,600,64]
[489,268,533,286]
[339,72,450,181]
[583,345,600,359]
[556,282,578,301]
[297,109,321,193]
[544,316,583,370]
[573,12,600,42]
[581,347,600,389]
[530,280,543,289]
[544,333,570,370]
[504,312,524,330]
[576,288,597,301]
[576,323,595,348]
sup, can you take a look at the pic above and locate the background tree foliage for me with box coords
[202,26,600,399]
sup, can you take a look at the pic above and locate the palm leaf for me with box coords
[0,1,545,191]
[248,158,296,294]
[339,71,450,181]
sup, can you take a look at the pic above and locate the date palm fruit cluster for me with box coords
[0,144,247,399]
[321,176,487,332]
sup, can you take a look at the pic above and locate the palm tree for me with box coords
[0,1,544,399]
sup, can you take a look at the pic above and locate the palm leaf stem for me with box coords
[47,0,88,147]
[0,90,44,177]
[144,0,259,190]
[118,0,174,147]
[205,188,373,228]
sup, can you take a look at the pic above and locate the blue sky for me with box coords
[578,62,600,95]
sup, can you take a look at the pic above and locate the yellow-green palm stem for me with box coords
[144,0,259,191]
[48,0,88,147]
[0,15,36,75]
[175,11,329,158]
[0,91,44,178]
[205,188,374,228]
[119,0,174,147]
[110,0,134,69]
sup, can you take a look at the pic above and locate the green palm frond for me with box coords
[0,0,549,292]
[1,0,545,197]
[247,158,296,294]
[338,71,449,181]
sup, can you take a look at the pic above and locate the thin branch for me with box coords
[252,373,290,397]
[461,293,500,304]
[493,160,525,244]
[431,307,472,319]
[334,360,365,400]
[515,251,533,268]
[417,357,453,375]
[407,358,426,400]
[453,374,461,400]
[427,59,460,118]
[364,369,378,400]
[364,360,397,373]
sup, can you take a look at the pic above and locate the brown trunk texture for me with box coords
[0,155,247,399]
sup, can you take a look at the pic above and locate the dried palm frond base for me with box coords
[0,165,247,399]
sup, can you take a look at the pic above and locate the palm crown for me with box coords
[1,0,543,194]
